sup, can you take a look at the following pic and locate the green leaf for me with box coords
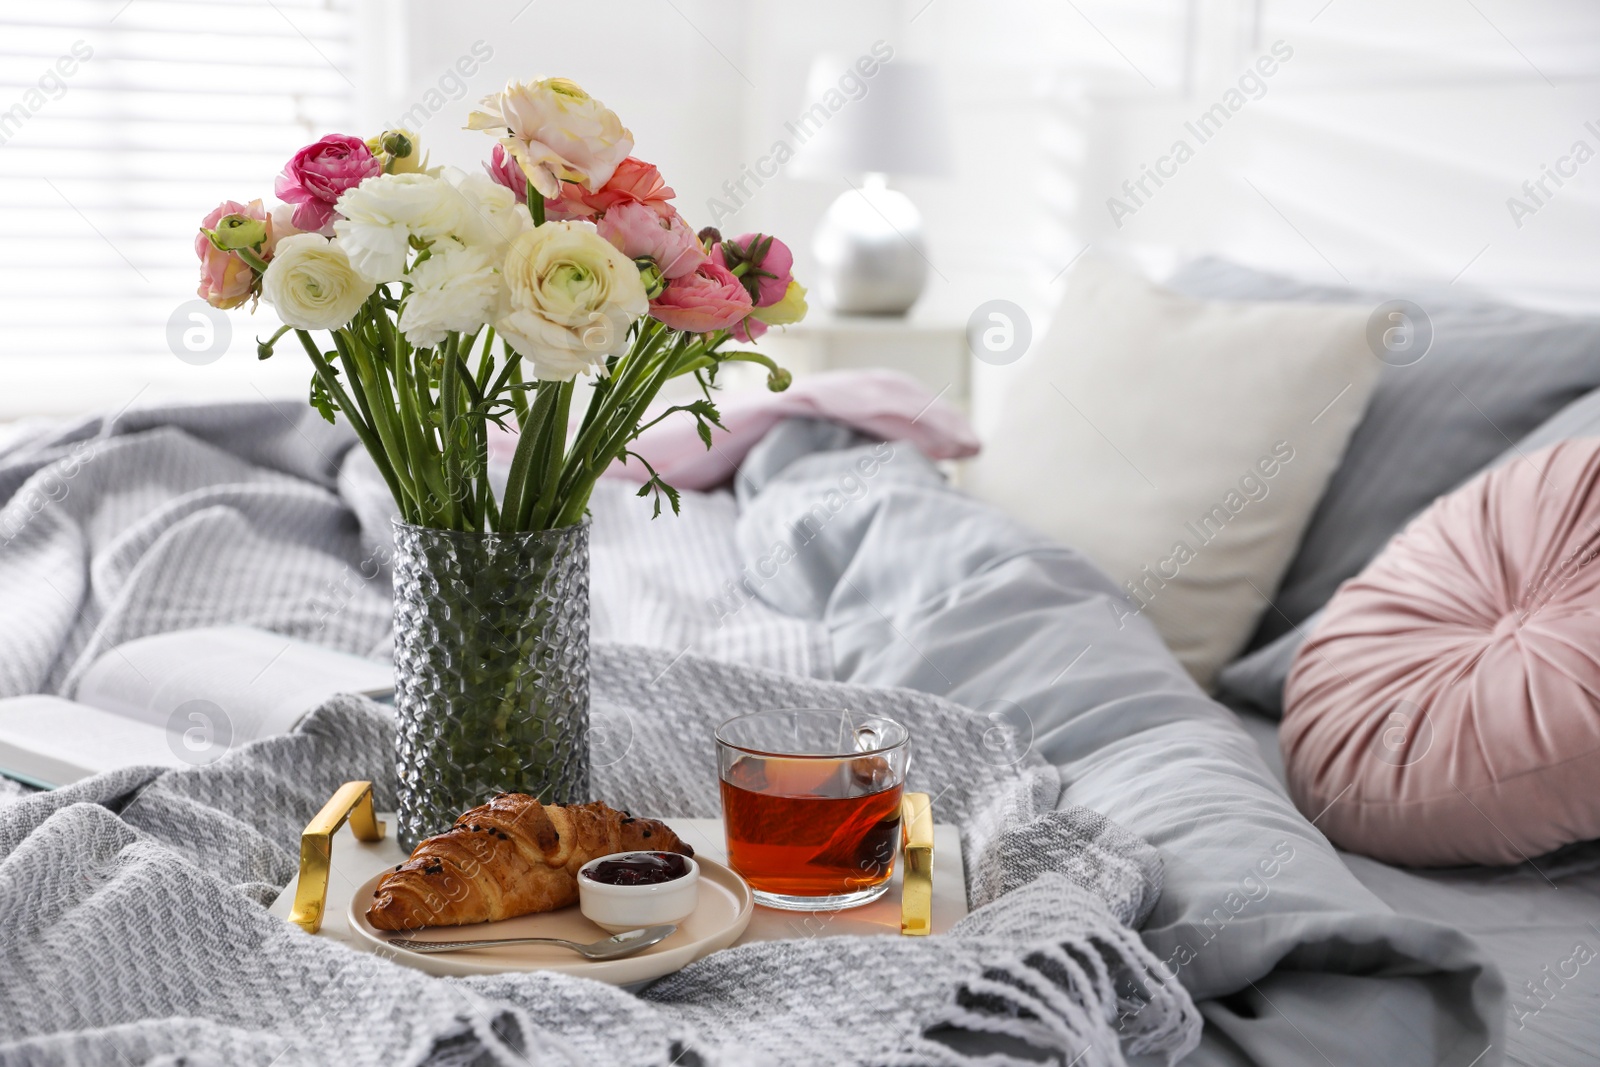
[623,449,681,519]
[309,374,338,423]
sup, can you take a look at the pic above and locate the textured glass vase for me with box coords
[391,519,590,849]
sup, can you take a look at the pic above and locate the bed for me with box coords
[7,385,1588,1066]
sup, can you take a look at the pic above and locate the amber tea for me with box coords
[721,755,904,897]
[716,709,911,911]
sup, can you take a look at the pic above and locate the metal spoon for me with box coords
[384,923,677,958]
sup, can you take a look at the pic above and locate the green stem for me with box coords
[256,324,292,360]
[554,333,687,528]
[295,331,409,519]
[561,324,670,491]
[236,246,271,274]
[440,333,464,529]
[335,327,423,516]
[500,380,558,532]
[528,380,572,530]
[474,327,495,395]
[408,350,453,525]
[336,329,425,521]
[487,347,524,410]
[453,351,495,531]
[506,343,532,429]
[387,334,439,524]
[717,349,791,388]
[515,380,567,530]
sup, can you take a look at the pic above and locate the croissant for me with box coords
[366,795,694,931]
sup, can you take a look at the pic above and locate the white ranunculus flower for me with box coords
[441,167,529,255]
[261,234,374,331]
[465,77,633,199]
[332,173,463,283]
[398,239,504,349]
[495,221,648,381]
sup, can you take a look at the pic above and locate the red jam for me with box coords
[581,852,691,886]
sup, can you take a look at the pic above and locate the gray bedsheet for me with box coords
[1228,705,1600,1067]
[734,420,1507,1067]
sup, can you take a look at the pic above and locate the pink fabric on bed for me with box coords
[1282,437,1600,866]
[489,369,979,490]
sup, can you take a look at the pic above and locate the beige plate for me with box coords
[346,857,754,982]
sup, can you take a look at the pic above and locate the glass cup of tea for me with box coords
[716,708,911,911]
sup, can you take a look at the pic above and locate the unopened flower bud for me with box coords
[635,259,665,299]
[368,128,428,174]
[206,213,268,252]
[381,130,412,159]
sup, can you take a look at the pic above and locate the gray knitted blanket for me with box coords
[0,402,1201,1066]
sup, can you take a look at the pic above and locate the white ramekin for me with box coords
[577,851,700,933]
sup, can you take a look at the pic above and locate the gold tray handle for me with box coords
[901,791,933,936]
[289,780,386,934]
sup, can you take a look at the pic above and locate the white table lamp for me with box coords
[792,59,953,315]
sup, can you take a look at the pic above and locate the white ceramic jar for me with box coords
[577,851,700,934]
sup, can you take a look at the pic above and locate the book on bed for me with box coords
[0,626,393,789]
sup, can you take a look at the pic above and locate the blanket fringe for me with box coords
[908,924,1201,1067]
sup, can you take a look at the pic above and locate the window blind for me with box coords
[0,0,357,409]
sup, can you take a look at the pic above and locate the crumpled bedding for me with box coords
[0,399,1200,1067]
[732,419,1506,1067]
[0,401,1510,1066]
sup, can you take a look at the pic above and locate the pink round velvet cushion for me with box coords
[1282,437,1600,866]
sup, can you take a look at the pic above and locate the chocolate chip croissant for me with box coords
[366,795,694,931]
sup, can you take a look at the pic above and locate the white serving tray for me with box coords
[269,813,967,973]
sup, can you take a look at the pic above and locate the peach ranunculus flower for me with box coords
[467,77,633,200]
[546,156,675,221]
[196,198,273,310]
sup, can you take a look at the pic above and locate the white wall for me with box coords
[394,0,750,245]
[10,0,1595,415]
[1076,0,1600,312]
[402,0,1600,322]
[393,0,1158,330]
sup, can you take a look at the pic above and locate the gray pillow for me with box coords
[1213,611,1320,717]
[1499,384,1600,457]
[1167,257,1600,650]
[1215,383,1600,717]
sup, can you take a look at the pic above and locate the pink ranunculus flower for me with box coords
[547,156,675,221]
[484,143,529,205]
[597,202,706,280]
[649,261,753,333]
[195,198,271,310]
[274,134,382,232]
[712,233,795,308]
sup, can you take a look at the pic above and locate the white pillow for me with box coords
[966,259,1379,688]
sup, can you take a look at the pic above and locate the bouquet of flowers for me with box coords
[194,76,804,533]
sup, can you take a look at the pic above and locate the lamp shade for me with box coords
[790,59,954,179]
